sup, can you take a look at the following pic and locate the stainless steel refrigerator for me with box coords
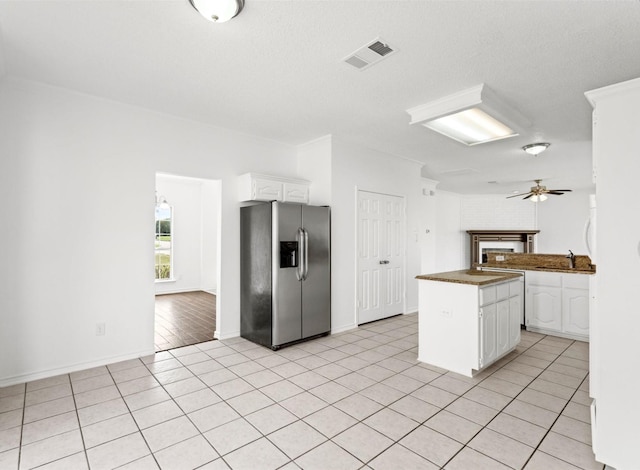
[240,202,331,349]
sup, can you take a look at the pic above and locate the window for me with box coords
[155,204,173,280]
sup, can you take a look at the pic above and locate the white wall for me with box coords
[330,138,423,331]
[0,78,296,386]
[154,175,219,295]
[459,194,538,266]
[536,189,591,257]
[201,180,220,294]
[433,191,465,272]
[297,135,332,206]
[419,179,439,275]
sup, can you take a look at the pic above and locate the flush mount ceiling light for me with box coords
[522,142,551,156]
[406,84,530,146]
[189,0,244,23]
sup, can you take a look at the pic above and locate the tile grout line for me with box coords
[4,315,595,470]
[520,372,600,470]
[436,334,579,469]
[67,373,92,470]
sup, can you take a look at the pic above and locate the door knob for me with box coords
[379,260,390,264]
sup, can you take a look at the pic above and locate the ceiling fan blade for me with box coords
[506,193,529,199]
[522,193,534,200]
[547,190,569,195]
[548,189,572,192]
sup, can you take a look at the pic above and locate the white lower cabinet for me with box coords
[525,271,590,340]
[419,276,523,377]
[479,280,522,369]
[480,303,498,367]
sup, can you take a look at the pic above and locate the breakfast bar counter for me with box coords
[416,269,523,286]
[417,269,523,377]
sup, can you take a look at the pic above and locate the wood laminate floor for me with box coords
[154,291,216,352]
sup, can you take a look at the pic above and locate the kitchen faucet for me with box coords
[566,250,576,269]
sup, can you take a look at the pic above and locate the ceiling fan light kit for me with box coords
[406,84,531,146]
[522,142,550,156]
[189,0,244,23]
[507,179,572,202]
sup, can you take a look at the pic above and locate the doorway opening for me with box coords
[154,173,221,352]
[356,189,406,325]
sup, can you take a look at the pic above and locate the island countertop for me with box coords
[416,269,523,286]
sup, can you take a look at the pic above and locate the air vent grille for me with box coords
[343,37,397,71]
[344,55,369,69]
[368,41,393,56]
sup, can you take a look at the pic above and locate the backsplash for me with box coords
[485,252,594,271]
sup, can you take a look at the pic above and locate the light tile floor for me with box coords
[0,313,604,469]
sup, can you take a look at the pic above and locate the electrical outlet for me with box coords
[96,323,106,336]
[496,255,505,261]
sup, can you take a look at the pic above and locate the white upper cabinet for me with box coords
[238,173,310,204]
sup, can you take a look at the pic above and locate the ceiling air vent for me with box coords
[343,38,397,71]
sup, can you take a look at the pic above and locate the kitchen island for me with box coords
[417,269,523,377]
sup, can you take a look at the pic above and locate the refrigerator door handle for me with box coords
[583,217,592,257]
[302,228,309,281]
[296,227,305,282]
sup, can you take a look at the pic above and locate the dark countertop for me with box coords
[481,263,595,275]
[416,269,523,286]
[481,253,595,274]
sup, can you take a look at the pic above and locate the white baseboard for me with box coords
[331,323,357,334]
[215,330,240,340]
[405,308,418,315]
[0,347,156,388]
[202,288,217,295]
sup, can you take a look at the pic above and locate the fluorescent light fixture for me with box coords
[406,84,530,146]
[189,0,244,23]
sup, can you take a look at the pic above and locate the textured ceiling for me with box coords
[1,1,639,193]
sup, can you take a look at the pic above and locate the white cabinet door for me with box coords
[253,178,283,201]
[496,300,510,357]
[527,285,562,331]
[283,182,309,204]
[357,191,405,324]
[562,287,590,336]
[509,295,522,347]
[480,303,497,368]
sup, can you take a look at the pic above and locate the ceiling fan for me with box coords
[506,179,572,201]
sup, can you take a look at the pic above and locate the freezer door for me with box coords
[272,203,303,346]
[240,204,272,347]
[301,205,331,338]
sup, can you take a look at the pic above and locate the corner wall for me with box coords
[330,138,423,332]
[0,78,296,386]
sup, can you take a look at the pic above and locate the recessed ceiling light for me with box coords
[522,142,550,156]
[406,84,530,146]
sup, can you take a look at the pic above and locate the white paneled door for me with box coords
[357,190,405,324]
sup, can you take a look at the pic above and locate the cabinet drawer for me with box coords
[510,279,523,297]
[526,270,562,287]
[479,286,496,306]
[496,282,510,301]
[563,273,590,289]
